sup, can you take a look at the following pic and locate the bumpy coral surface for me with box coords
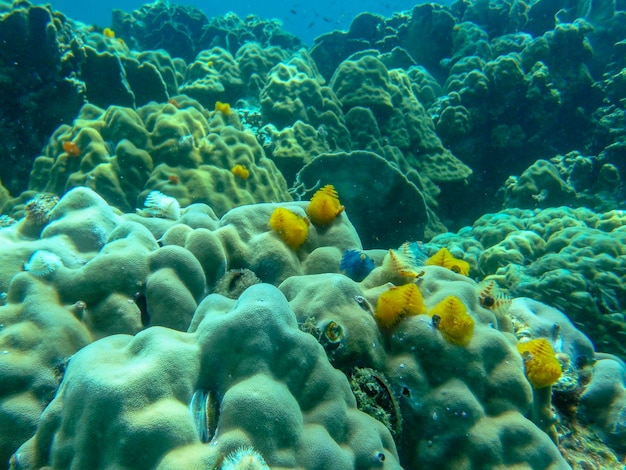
[12,284,400,469]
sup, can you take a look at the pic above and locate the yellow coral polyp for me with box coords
[306,185,344,226]
[517,338,562,389]
[426,247,470,276]
[269,207,309,250]
[429,296,474,346]
[375,283,426,328]
[231,164,250,180]
[215,101,231,115]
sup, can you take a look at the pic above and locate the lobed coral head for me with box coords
[425,247,470,276]
[269,207,309,250]
[306,184,344,226]
[517,338,562,389]
[429,296,474,346]
[375,283,426,328]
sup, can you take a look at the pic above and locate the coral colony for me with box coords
[0,1,625,469]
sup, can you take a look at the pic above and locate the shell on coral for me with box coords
[429,296,475,346]
[375,283,426,328]
[24,250,63,278]
[220,446,269,470]
[305,184,344,226]
[136,191,181,220]
[425,247,470,276]
[517,338,563,389]
[189,388,219,443]
[269,207,309,250]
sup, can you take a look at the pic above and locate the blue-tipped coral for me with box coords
[340,249,375,281]
[220,446,270,470]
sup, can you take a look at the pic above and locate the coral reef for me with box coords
[2,0,626,468]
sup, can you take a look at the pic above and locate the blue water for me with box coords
[43,0,424,45]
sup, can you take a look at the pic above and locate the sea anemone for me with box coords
[220,446,270,470]
[231,164,250,180]
[375,283,426,328]
[425,247,470,276]
[269,207,309,250]
[517,338,563,389]
[24,250,63,278]
[429,296,474,346]
[340,249,375,282]
[305,184,344,226]
[136,191,181,220]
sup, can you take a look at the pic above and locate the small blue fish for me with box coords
[340,249,375,282]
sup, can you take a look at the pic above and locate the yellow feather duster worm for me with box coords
[425,247,470,276]
[231,164,250,180]
[306,185,345,226]
[375,283,426,328]
[429,296,475,346]
[517,338,562,389]
[269,207,309,250]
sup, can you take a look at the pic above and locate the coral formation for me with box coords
[2,0,626,468]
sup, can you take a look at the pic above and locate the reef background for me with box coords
[1,0,626,468]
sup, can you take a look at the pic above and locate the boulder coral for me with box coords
[12,284,400,469]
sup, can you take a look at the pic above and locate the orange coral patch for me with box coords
[62,141,81,157]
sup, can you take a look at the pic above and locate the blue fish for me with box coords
[340,249,375,282]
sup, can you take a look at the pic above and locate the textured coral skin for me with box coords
[12,285,401,469]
